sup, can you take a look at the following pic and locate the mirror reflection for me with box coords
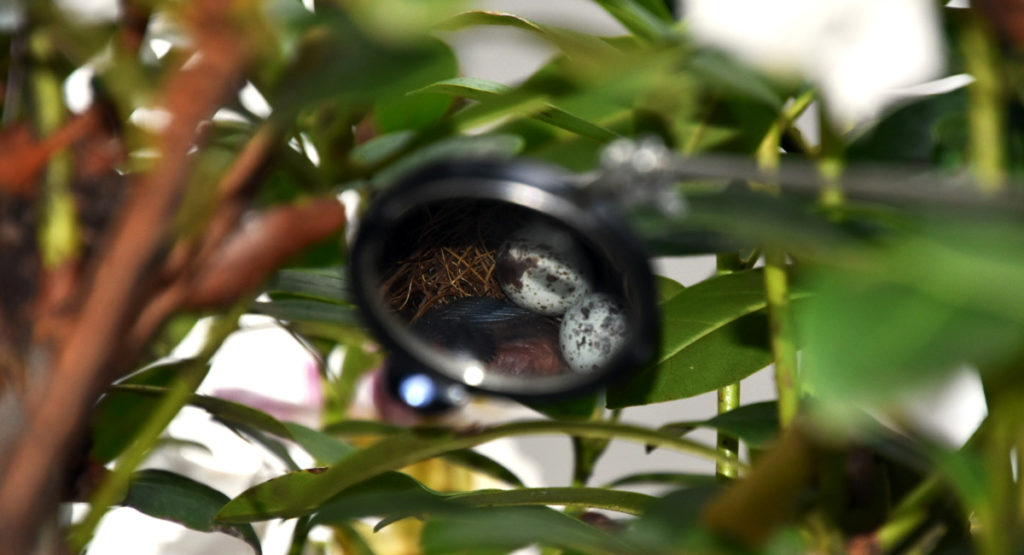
[375,199,632,387]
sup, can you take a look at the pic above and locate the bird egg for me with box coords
[560,293,628,373]
[495,223,591,316]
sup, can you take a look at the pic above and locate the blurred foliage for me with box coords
[8,0,1024,552]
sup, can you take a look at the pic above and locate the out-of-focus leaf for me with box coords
[441,449,525,487]
[92,360,197,464]
[217,420,723,522]
[121,470,262,554]
[414,77,618,140]
[602,472,717,489]
[250,298,362,326]
[271,8,458,116]
[625,485,721,549]
[592,0,673,42]
[657,401,780,450]
[422,506,627,555]
[370,133,525,188]
[801,216,1024,407]
[265,269,349,304]
[527,394,600,420]
[848,89,967,164]
[437,11,619,58]
[373,39,458,132]
[608,270,809,408]
[323,419,402,438]
[349,129,416,167]
[689,51,785,109]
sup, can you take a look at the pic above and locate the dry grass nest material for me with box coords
[380,202,510,321]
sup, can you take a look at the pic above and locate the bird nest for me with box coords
[379,201,513,321]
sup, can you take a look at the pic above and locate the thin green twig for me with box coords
[68,306,246,552]
[961,10,1006,193]
[715,252,743,479]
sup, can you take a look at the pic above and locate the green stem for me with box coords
[817,104,846,210]
[29,30,79,267]
[764,250,799,428]
[876,475,942,552]
[755,93,810,430]
[715,252,743,480]
[67,307,245,552]
[570,404,614,488]
[961,9,1006,193]
[716,384,740,479]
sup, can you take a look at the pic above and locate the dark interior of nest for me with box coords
[379,200,526,322]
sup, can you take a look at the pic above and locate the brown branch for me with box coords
[0,2,253,552]
[0,108,101,197]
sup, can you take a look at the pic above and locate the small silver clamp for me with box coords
[586,137,687,216]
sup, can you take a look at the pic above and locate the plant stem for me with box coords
[817,104,846,210]
[875,475,942,552]
[715,253,743,479]
[755,94,811,430]
[716,384,740,479]
[961,9,1006,193]
[29,30,79,267]
[67,307,245,552]
[763,250,799,428]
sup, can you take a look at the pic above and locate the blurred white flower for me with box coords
[685,0,946,125]
[54,0,120,23]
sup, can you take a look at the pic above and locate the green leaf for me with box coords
[437,11,621,58]
[284,422,353,464]
[323,419,402,437]
[448,487,654,515]
[414,77,618,141]
[658,401,780,449]
[250,298,362,326]
[440,449,525,487]
[372,38,458,132]
[626,485,722,550]
[592,0,674,42]
[265,268,349,304]
[420,506,627,555]
[107,385,352,465]
[217,420,728,523]
[92,360,194,463]
[307,472,452,527]
[271,9,458,116]
[655,275,686,302]
[350,129,416,167]
[608,270,808,408]
[602,472,718,489]
[526,394,600,420]
[121,470,262,554]
[370,133,525,188]
[800,216,1024,407]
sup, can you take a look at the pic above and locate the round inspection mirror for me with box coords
[350,159,659,401]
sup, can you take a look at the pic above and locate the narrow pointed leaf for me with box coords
[413,77,618,140]
[602,472,718,489]
[657,401,780,450]
[265,269,349,304]
[121,470,262,554]
[217,420,730,523]
[608,270,810,408]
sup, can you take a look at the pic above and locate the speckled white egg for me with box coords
[560,293,629,373]
[495,223,592,316]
